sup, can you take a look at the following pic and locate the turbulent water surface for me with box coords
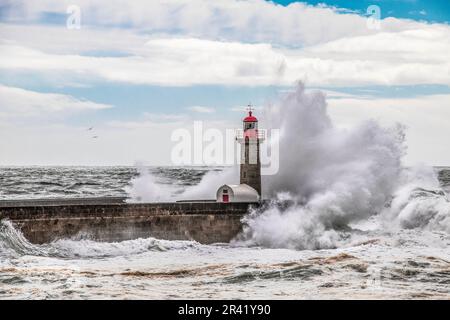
[0,166,449,299]
[0,166,212,200]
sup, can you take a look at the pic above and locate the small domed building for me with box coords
[216,184,260,203]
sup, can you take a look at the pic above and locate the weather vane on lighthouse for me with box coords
[246,104,254,115]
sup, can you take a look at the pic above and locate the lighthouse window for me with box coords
[223,189,228,194]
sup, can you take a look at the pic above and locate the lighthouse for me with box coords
[216,106,263,203]
[237,107,264,195]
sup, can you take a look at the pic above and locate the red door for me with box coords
[223,194,229,203]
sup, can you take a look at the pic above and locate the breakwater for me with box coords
[0,198,257,244]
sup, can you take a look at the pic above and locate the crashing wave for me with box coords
[0,219,199,260]
[124,82,449,250]
[237,84,450,250]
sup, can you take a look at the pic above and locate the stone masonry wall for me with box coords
[0,201,256,244]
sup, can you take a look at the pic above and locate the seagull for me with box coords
[92,136,98,139]
[87,127,94,131]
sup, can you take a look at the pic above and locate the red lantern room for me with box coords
[244,110,258,123]
[243,108,258,138]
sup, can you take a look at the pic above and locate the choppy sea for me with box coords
[0,166,449,299]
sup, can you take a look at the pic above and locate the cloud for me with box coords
[2,91,448,166]
[0,0,429,46]
[188,106,215,113]
[0,85,112,120]
[108,112,189,129]
[0,122,176,166]
[143,112,188,122]
[0,0,449,88]
[1,30,449,87]
[0,39,285,86]
[327,93,450,165]
[0,0,449,166]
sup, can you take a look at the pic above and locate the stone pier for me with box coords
[0,198,258,244]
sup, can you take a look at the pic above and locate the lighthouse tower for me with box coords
[236,106,264,196]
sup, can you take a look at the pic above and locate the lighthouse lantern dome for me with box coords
[243,107,258,131]
[243,110,258,123]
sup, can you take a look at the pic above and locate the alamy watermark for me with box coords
[367,5,381,30]
[366,266,384,289]
[67,5,81,29]
[170,121,280,175]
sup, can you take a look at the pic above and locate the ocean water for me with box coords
[0,166,449,300]
[0,166,214,200]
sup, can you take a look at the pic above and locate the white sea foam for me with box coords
[125,166,239,203]
[0,219,199,260]
[381,165,450,233]
[240,83,450,249]
[178,166,239,200]
[50,237,199,258]
[1,83,450,299]
[125,165,178,202]
[1,215,449,299]
[125,82,450,250]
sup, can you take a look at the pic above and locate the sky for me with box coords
[0,0,449,166]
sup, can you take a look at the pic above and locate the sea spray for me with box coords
[381,165,450,233]
[240,83,450,249]
[126,165,238,202]
[237,83,406,249]
[0,220,56,258]
[125,165,177,202]
[125,82,450,249]
[178,166,239,200]
[0,219,198,260]
[50,237,198,258]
